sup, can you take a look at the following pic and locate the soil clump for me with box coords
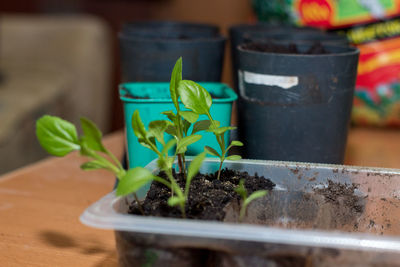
[129,168,275,220]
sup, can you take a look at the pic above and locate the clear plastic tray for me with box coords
[80,158,400,266]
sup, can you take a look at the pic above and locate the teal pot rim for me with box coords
[119,82,238,104]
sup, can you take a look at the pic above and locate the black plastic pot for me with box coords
[229,23,320,91]
[121,21,219,39]
[120,21,225,82]
[229,24,320,52]
[243,31,349,47]
[237,43,359,164]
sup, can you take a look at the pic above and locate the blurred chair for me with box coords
[0,14,112,174]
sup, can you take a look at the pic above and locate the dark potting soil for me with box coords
[242,42,328,55]
[124,177,369,267]
[128,169,276,220]
[224,179,365,231]
[313,180,364,214]
[129,170,365,230]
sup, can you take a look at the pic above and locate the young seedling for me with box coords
[36,113,206,218]
[165,57,186,175]
[177,80,243,179]
[234,179,267,222]
[36,57,243,219]
[161,57,210,178]
[36,115,145,214]
[128,108,206,217]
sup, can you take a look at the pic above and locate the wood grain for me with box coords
[0,132,123,267]
[345,127,400,169]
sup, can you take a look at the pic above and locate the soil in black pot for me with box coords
[128,169,276,220]
[242,42,328,54]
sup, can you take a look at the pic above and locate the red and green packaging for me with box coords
[253,0,400,127]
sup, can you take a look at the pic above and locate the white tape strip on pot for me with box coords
[238,70,298,101]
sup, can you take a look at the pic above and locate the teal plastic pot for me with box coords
[120,82,237,168]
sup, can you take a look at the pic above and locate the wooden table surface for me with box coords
[0,128,399,266]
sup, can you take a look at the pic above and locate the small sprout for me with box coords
[143,250,158,267]
[130,109,206,217]
[235,179,267,222]
[177,81,242,179]
[36,115,145,215]
[161,57,205,177]
[117,167,161,196]
[185,152,206,199]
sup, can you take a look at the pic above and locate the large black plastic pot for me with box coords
[229,23,320,90]
[243,31,349,47]
[229,24,320,55]
[120,21,225,82]
[121,21,219,39]
[237,43,359,164]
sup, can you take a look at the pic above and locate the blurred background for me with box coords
[0,0,255,174]
[2,0,400,174]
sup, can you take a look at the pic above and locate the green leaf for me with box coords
[79,139,97,157]
[170,57,182,110]
[167,196,185,207]
[179,110,199,124]
[178,80,212,115]
[80,160,107,170]
[165,125,177,136]
[36,115,80,157]
[227,141,244,154]
[132,110,147,139]
[138,138,150,147]
[149,120,171,144]
[166,157,175,169]
[208,120,220,130]
[138,138,157,153]
[143,250,158,267]
[244,190,268,207]
[161,139,177,155]
[182,119,191,136]
[210,126,236,135]
[176,135,202,154]
[226,155,242,161]
[187,152,206,185]
[80,117,106,152]
[157,157,167,170]
[149,136,157,146]
[192,120,212,134]
[205,146,220,157]
[161,110,176,122]
[230,141,244,147]
[234,179,247,199]
[157,156,175,171]
[116,167,156,196]
[161,111,181,135]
